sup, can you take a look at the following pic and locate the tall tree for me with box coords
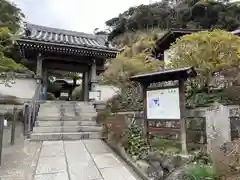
[106,0,240,41]
[0,0,24,33]
[168,29,240,89]
[0,0,27,85]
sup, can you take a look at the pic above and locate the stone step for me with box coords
[38,110,60,115]
[36,120,98,127]
[38,109,60,113]
[30,132,105,141]
[37,115,95,121]
[75,112,97,116]
[75,109,96,113]
[33,125,102,133]
[37,116,61,121]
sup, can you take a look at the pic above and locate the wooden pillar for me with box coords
[90,59,97,91]
[83,71,89,102]
[43,68,48,100]
[179,78,187,153]
[81,73,85,101]
[91,60,97,82]
[36,53,43,77]
[36,53,43,100]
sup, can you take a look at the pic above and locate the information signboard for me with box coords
[146,88,180,119]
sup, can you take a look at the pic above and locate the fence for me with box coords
[0,104,25,165]
[107,104,240,152]
[108,110,206,147]
[229,106,240,140]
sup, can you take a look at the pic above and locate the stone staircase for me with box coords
[30,101,103,141]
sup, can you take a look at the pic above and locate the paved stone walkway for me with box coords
[1,138,139,180]
[0,122,42,180]
[35,140,138,180]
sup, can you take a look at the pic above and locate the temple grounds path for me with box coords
[1,129,139,180]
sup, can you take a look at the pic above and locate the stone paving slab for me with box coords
[39,143,64,157]
[100,166,138,180]
[1,137,139,180]
[92,153,122,169]
[34,172,69,180]
[36,156,67,174]
[83,139,111,154]
[69,161,102,180]
[0,123,42,180]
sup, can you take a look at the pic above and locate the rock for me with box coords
[161,156,176,172]
[132,155,138,161]
[146,164,164,180]
[136,160,151,171]
[144,151,163,162]
[164,166,186,180]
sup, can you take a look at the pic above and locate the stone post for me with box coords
[90,59,100,101]
[205,104,232,152]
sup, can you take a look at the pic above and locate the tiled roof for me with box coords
[130,66,196,83]
[18,23,119,53]
[155,28,203,54]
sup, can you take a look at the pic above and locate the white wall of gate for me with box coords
[0,78,37,100]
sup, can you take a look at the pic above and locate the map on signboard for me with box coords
[149,97,160,108]
[146,88,180,120]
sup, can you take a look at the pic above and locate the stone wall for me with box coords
[112,103,240,150]
[0,78,37,99]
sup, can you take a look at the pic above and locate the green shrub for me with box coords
[184,164,217,180]
[124,124,149,159]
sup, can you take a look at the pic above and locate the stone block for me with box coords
[100,166,137,180]
[92,153,122,169]
[68,160,102,180]
[36,156,66,174]
[34,172,69,180]
[83,140,111,154]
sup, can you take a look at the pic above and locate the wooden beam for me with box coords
[44,61,89,73]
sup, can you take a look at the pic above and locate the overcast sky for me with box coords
[10,0,156,34]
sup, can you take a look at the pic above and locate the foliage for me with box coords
[169,30,240,88]
[124,124,149,159]
[167,30,240,107]
[71,85,82,101]
[0,27,25,86]
[0,0,26,82]
[103,34,163,85]
[106,83,143,112]
[151,135,182,153]
[106,0,240,41]
[0,0,24,33]
[48,71,81,82]
[184,164,217,180]
[191,150,212,165]
[102,33,163,112]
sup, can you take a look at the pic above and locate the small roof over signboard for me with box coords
[130,67,197,85]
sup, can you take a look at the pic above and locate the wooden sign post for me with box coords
[130,67,196,153]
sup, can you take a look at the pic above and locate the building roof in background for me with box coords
[155,28,203,54]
